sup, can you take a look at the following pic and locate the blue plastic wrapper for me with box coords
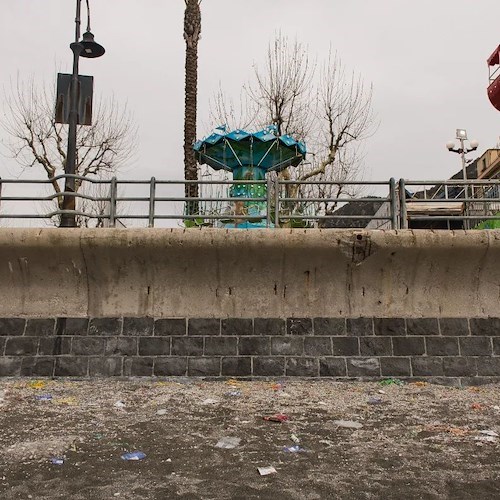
[35,394,53,401]
[121,451,146,461]
[50,457,64,465]
[283,445,305,453]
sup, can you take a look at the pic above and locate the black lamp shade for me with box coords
[80,31,105,58]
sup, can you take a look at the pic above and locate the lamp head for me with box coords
[80,31,105,58]
[456,129,468,140]
[446,141,456,150]
[469,139,479,149]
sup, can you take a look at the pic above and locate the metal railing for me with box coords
[1,174,500,229]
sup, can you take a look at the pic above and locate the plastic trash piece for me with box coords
[480,430,499,437]
[114,401,125,408]
[225,390,242,397]
[379,378,403,386]
[201,398,218,405]
[290,434,300,443]
[121,451,146,461]
[156,409,168,416]
[258,466,277,476]
[263,414,289,423]
[50,457,64,465]
[283,445,305,453]
[334,420,363,430]
[35,394,52,401]
[29,380,47,390]
[215,437,241,449]
[475,435,497,443]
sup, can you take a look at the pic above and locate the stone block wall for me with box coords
[1,316,500,384]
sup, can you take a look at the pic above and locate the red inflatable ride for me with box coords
[488,45,500,111]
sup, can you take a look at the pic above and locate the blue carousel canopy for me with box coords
[193,125,306,173]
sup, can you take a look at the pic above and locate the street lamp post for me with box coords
[446,129,479,229]
[60,0,105,227]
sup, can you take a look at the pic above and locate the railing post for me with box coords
[148,177,156,228]
[274,176,280,228]
[266,177,272,228]
[398,178,407,229]
[109,176,117,228]
[389,177,397,229]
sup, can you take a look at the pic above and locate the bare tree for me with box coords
[183,0,202,215]
[210,35,376,225]
[0,76,137,225]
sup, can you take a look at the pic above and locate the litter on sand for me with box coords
[258,466,277,476]
[215,437,241,449]
[201,398,218,405]
[114,401,125,409]
[50,457,64,465]
[334,420,363,430]
[263,414,289,423]
[290,434,300,443]
[283,445,305,453]
[121,451,146,461]
[156,409,168,416]
[35,394,52,401]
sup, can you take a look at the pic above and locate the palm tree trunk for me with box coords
[183,0,201,216]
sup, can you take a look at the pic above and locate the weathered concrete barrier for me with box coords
[0,228,499,318]
[1,228,500,383]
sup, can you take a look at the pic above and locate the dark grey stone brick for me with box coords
[380,357,411,377]
[319,357,347,377]
[64,318,89,335]
[89,357,123,376]
[204,337,237,356]
[25,319,55,336]
[346,357,380,377]
[254,318,285,336]
[38,337,71,356]
[88,318,122,336]
[188,357,220,376]
[411,357,444,376]
[407,318,439,336]
[331,337,359,356]
[123,317,154,336]
[360,337,392,356]
[138,337,171,356]
[0,357,21,376]
[286,358,319,377]
[443,357,477,377]
[72,337,105,356]
[492,338,500,355]
[54,357,88,376]
[470,318,500,336]
[253,357,285,376]
[239,337,270,355]
[188,318,220,336]
[0,337,5,355]
[171,337,203,356]
[105,337,138,356]
[426,337,459,356]
[304,337,332,356]
[222,357,251,376]
[373,318,405,336]
[0,318,25,336]
[20,357,55,377]
[154,319,186,336]
[5,337,38,356]
[460,376,500,387]
[123,357,154,376]
[221,318,253,336]
[476,358,500,376]
[346,318,373,336]
[271,337,303,356]
[154,357,187,376]
[460,337,492,356]
[287,318,313,336]
[439,318,469,336]
[392,337,425,356]
[314,318,346,336]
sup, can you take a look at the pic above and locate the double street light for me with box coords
[59,0,105,228]
[446,129,479,229]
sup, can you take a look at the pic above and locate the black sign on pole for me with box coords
[55,73,94,126]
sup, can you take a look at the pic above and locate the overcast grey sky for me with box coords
[1,0,498,183]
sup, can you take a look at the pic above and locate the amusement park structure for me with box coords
[488,44,500,111]
[193,125,306,228]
